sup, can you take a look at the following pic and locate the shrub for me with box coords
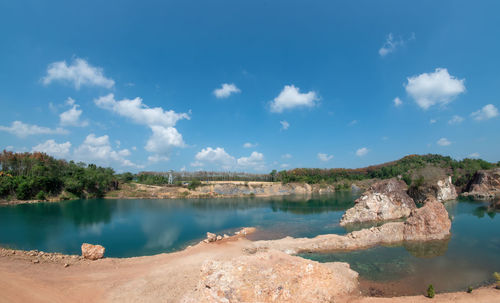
[35,190,47,201]
[494,272,500,289]
[427,284,435,298]
[467,286,473,293]
[188,179,201,190]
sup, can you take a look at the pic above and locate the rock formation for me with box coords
[81,243,105,260]
[182,249,358,303]
[408,176,458,203]
[403,197,452,241]
[463,168,500,199]
[340,178,416,226]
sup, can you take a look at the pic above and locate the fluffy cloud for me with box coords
[468,152,480,158]
[356,147,369,157]
[237,151,265,171]
[74,134,140,168]
[32,140,71,158]
[0,121,68,138]
[191,147,266,171]
[59,98,88,127]
[243,142,257,148]
[405,68,465,110]
[280,120,290,130]
[379,33,414,57]
[448,115,464,125]
[471,104,499,121]
[270,85,318,113]
[42,58,115,89]
[95,94,190,156]
[393,97,403,107]
[281,153,292,159]
[317,153,334,162]
[213,83,241,98]
[192,147,236,169]
[437,138,451,146]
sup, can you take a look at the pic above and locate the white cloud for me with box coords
[430,119,437,124]
[59,98,88,127]
[437,138,451,146]
[192,147,236,169]
[243,142,257,148]
[348,120,358,126]
[32,140,71,158]
[393,97,403,107]
[280,163,290,168]
[191,147,266,171]
[148,155,170,163]
[74,134,140,168]
[281,153,292,159]
[213,83,241,98]
[270,85,318,113]
[280,120,290,130]
[0,121,68,138]
[471,104,499,121]
[95,94,190,155]
[237,151,266,171]
[42,58,114,89]
[405,68,465,110]
[468,152,480,158]
[356,147,369,157]
[448,115,464,125]
[379,33,414,57]
[317,153,334,162]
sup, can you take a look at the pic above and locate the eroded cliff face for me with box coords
[463,168,500,199]
[340,178,416,226]
[408,176,458,203]
[182,249,358,303]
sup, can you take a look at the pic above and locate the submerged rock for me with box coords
[182,250,358,303]
[403,197,451,241]
[340,178,416,226]
[81,243,105,260]
[463,168,500,200]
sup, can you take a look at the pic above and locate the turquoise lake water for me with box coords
[0,192,499,294]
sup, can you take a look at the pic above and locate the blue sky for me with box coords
[1,0,499,172]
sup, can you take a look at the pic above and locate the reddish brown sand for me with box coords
[1,238,499,303]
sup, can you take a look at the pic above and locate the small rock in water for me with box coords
[223,234,229,239]
[216,235,222,241]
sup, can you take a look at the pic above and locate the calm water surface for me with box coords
[0,192,499,294]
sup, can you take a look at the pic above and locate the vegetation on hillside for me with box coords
[0,151,118,200]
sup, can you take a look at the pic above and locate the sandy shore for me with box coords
[1,235,499,303]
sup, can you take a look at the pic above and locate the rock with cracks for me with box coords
[340,178,416,226]
[81,243,105,260]
[403,196,452,241]
[182,249,358,303]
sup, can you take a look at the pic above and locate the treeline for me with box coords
[272,154,498,186]
[137,171,272,185]
[0,151,119,200]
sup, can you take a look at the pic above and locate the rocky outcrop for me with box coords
[403,197,451,241]
[408,176,458,203]
[81,243,105,260]
[463,168,500,200]
[182,249,358,303]
[251,197,451,254]
[340,178,416,226]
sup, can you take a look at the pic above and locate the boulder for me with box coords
[403,197,451,241]
[463,168,500,200]
[340,178,416,226]
[408,176,458,203]
[182,250,358,303]
[206,232,217,242]
[81,243,105,260]
[436,176,458,202]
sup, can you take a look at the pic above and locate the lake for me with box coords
[0,192,499,294]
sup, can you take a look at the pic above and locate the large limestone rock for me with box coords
[403,197,451,241]
[340,178,416,226]
[81,243,105,260]
[463,168,500,200]
[408,176,458,203]
[182,250,358,303]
